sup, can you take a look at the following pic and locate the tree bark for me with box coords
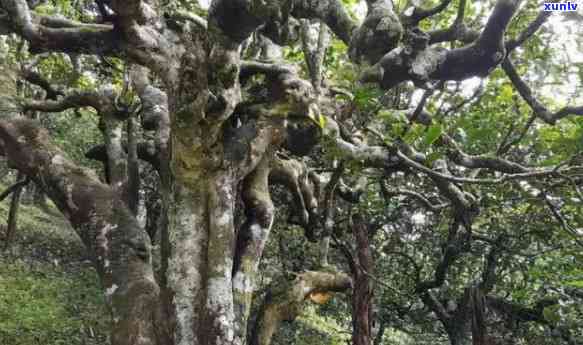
[446,327,472,345]
[3,172,24,249]
[0,119,168,345]
[351,214,374,345]
[127,113,140,215]
[233,154,275,345]
[250,271,352,345]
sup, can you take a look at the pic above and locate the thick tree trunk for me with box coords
[0,119,168,345]
[165,79,209,345]
[166,175,209,345]
[163,37,243,343]
[166,165,240,345]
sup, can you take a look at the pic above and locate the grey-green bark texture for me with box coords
[0,119,168,345]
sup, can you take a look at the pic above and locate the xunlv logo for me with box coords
[543,2,579,11]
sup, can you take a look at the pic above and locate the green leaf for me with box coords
[499,84,514,102]
[424,124,443,146]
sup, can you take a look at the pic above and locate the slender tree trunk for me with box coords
[127,113,140,215]
[4,172,24,249]
[32,183,49,210]
[351,214,374,345]
[204,171,238,344]
[448,330,473,345]
[0,164,8,181]
[102,116,128,193]
[373,319,386,345]
[446,321,473,345]
[233,155,275,345]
